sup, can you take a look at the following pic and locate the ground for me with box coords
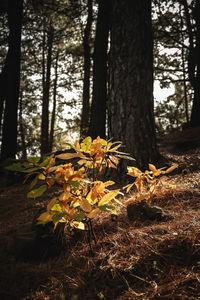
[0,128,200,300]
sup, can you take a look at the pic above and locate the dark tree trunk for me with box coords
[80,0,93,138]
[182,0,200,126]
[88,0,111,139]
[108,0,159,170]
[49,50,59,152]
[0,0,23,159]
[41,24,54,155]
[190,1,200,126]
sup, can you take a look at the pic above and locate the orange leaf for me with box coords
[149,164,157,172]
[79,198,92,212]
[165,164,178,174]
[56,152,81,160]
[87,208,100,219]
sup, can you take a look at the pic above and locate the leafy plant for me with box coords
[7,136,178,252]
[7,136,133,248]
[124,163,178,203]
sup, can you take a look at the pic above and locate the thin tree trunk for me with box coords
[80,0,93,138]
[41,24,54,155]
[180,4,189,122]
[0,91,5,139]
[1,0,23,159]
[49,50,59,152]
[19,89,27,159]
[88,0,111,139]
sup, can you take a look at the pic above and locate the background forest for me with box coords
[0,0,200,167]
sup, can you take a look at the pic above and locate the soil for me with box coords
[0,128,200,300]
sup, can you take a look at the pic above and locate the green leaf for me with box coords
[27,185,47,198]
[52,211,67,223]
[6,161,41,173]
[60,142,80,152]
[39,155,54,167]
[50,176,64,182]
[22,167,40,173]
[99,204,116,212]
[115,154,135,161]
[5,163,20,171]
[28,157,40,164]
[30,175,39,189]
[67,180,82,188]
[74,212,85,221]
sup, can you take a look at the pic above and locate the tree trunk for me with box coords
[19,89,27,159]
[41,24,54,155]
[80,0,93,138]
[88,0,111,139]
[108,0,159,170]
[49,50,59,152]
[190,1,200,126]
[0,0,23,159]
[180,4,189,123]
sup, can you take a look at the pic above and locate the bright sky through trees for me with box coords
[154,80,175,103]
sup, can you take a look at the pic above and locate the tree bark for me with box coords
[80,0,93,138]
[108,0,159,170]
[88,0,111,139]
[0,0,23,159]
[190,0,200,126]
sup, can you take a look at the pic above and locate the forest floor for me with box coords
[0,127,200,300]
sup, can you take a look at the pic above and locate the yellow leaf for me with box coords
[165,164,178,174]
[104,180,115,187]
[98,189,120,206]
[87,208,100,219]
[79,198,92,212]
[47,198,57,211]
[73,221,85,230]
[38,173,46,180]
[108,144,121,152]
[124,183,134,193]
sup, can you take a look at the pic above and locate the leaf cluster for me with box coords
[124,163,178,203]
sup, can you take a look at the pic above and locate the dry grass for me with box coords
[0,131,200,299]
